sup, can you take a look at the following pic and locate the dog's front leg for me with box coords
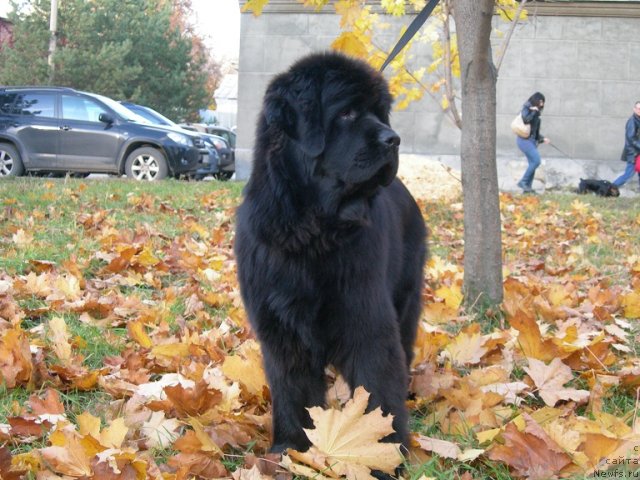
[259,332,326,453]
[332,312,410,448]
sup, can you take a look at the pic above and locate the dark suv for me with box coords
[119,102,234,180]
[0,87,205,180]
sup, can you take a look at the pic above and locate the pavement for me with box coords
[398,153,640,199]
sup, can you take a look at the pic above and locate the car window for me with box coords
[0,93,18,114]
[86,93,149,123]
[12,92,56,118]
[62,95,108,122]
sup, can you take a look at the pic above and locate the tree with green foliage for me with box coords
[0,0,218,121]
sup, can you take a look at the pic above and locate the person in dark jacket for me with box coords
[516,92,550,194]
[612,101,640,189]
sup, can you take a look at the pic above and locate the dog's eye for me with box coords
[338,108,358,121]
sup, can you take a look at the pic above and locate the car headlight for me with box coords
[167,132,191,146]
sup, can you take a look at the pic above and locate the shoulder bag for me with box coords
[511,113,531,138]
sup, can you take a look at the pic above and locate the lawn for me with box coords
[0,176,639,479]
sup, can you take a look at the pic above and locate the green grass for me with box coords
[2,177,640,479]
[0,176,243,274]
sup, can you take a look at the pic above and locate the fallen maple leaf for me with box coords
[48,316,73,364]
[524,357,590,407]
[0,327,33,387]
[414,434,461,459]
[222,339,268,396]
[488,416,571,479]
[444,330,487,366]
[287,386,403,479]
[39,428,94,477]
[140,411,181,449]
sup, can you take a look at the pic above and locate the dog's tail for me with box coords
[577,178,587,194]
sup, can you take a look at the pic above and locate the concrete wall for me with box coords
[236,3,640,180]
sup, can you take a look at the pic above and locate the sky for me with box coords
[191,0,240,61]
[0,0,241,61]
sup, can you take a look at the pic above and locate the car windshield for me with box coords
[141,107,175,126]
[86,93,150,123]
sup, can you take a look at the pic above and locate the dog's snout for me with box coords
[378,128,400,148]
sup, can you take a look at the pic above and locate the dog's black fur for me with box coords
[577,178,620,197]
[234,52,427,453]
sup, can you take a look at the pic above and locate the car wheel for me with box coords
[0,144,25,177]
[213,171,233,181]
[125,147,168,181]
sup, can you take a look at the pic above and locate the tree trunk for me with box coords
[452,0,503,307]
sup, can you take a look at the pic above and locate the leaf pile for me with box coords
[1,179,640,479]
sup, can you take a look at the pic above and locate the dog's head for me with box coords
[608,184,620,197]
[261,52,399,204]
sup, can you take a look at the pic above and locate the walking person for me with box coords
[516,92,550,194]
[612,101,640,190]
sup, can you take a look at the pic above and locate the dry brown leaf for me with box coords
[414,434,461,459]
[0,327,33,387]
[488,417,571,479]
[140,411,181,449]
[524,357,590,407]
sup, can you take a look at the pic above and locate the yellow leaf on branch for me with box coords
[331,31,369,59]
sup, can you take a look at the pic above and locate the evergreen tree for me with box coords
[0,0,215,120]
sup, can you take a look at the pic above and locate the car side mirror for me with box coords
[99,113,114,124]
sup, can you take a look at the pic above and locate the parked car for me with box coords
[0,86,206,181]
[201,125,236,149]
[120,102,235,180]
[178,123,235,181]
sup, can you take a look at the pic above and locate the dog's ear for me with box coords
[264,91,296,138]
[263,77,325,157]
[293,93,325,157]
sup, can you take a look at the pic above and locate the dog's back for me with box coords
[577,178,620,197]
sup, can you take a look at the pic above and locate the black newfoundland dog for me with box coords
[235,52,427,453]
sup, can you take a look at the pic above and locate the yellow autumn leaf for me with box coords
[241,0,270,16]
[77,412,102,438]
[53,274,82,300]
[48,316,72,364]
[135,246,160,267]
[100,417,128,448]
[297,386,404,477]
[381,0,405,16]
[128,320,153,348]
[434,284,462,309]
[40,429,93,477]
[222,339,268,396]
[334,0,362,28]
[189,418,223,455]
[331,31,368,59]
[151,343,191,358]
[621,290,640,318]
[445,331,487,366]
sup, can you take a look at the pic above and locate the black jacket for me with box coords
[621,113,640,163]
[521,101,544,143]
